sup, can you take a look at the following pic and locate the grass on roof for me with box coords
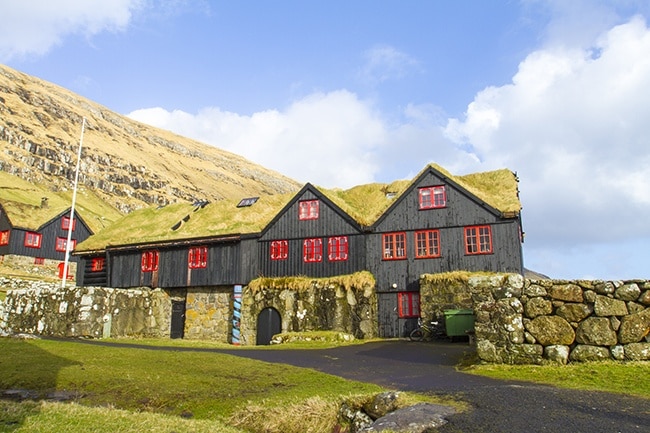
[456,168,521,214]
[318,180,411,227]
[76,163,521,252]
[76,193,294,251]
[0,171,122,232]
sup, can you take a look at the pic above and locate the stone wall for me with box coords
[240,274,377,345]
[1,278,172,338]
[421,273,650,364]
[184,286,232,340]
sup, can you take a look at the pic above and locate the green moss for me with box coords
[0,171,122,233]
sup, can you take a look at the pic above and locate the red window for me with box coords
[303,238,323,262]
[62,216,76,231]
[188,246,208,269]
[55,237,77,252]
[270,240,288,260]
[34,257,45,265]
[415,230,441,258]
[398,292,420,318]
[382,232,406,260]
[298,200,319,220]
[0,230,9,246]
[24,232,42,248]
[419,186,446,209]
[465,225,493,255]
[91,257,105,272]
[328,236,348,261]
[141,250,159,272]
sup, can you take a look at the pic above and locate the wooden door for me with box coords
[256,307,281,345]
[377,293,399,338]
[170,300,186,339]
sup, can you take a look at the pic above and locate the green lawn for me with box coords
[0,338,388,433]
[465,360,650,399]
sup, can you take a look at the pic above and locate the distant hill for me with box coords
[0,64,301,219]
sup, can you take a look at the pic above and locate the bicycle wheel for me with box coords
[409,328,424,342]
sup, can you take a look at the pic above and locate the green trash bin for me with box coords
[444,309,475,337]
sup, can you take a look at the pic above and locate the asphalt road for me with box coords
[217,340,649,433]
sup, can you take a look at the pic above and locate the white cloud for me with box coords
[129,90,387,188]
[358,45,421,85]
[444,16,650,256]
[0,0,143,61]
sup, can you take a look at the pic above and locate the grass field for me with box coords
[0,337,420,433]
[0,337,648,433]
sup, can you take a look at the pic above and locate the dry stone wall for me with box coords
[1,278,171,338]
[240,277,377,345]
[183,287,232,340]
[421,274,650,364]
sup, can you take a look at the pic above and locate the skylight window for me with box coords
[237,197,259,208]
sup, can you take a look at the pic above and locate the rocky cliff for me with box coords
[0,64,300,214]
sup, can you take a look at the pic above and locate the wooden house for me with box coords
[367,165,523,337]
[74,164,523,341]
[0,200,93,264]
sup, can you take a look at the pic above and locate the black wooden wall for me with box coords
[259,188,366,278]
[370,170,523,293]
[1,211,93,262]
[104,240,246,289]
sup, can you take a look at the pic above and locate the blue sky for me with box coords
[2,0,649,280]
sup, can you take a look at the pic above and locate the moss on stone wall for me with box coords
[240,271,377,345]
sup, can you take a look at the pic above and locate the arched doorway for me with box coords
[256,307,281,345]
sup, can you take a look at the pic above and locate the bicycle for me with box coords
[409,318,439,342]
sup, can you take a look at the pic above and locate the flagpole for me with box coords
[62,117,86,288]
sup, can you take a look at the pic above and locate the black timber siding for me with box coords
[370,171,523,292]
[239,238,260,282]
[108,241,244,289]
[1,212,93,261]
[259,189,366,278]
[77,255,108,287]
[260,234,366,278]
[0,210,12,256]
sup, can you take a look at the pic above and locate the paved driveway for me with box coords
[221,340,649,433]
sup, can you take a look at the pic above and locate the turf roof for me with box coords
[0,171,122,233]
[75,164,521,252]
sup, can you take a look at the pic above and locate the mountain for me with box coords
[0,64,300,217]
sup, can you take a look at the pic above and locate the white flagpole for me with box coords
[62,117,86,288]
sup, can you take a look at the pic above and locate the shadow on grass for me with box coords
[0,337,79,432]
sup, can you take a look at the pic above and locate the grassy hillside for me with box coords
[0,64,301,216]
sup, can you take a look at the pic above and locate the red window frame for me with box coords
[91,257,105,272]
[303,238,323,262]
[328,236,348,261]
[188,246,208,269]
[465,225,493,255]
[398,292,420,318]
[382,232,406,260]
[298,200,319,220]
[0,230,9,246]
[415,230,441,258]
[418,186,446,209]
[141,250,159,272]
[24,232,42,248]
[61,216,76,231]
[270,240,288,260]
[55,237,77,252]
